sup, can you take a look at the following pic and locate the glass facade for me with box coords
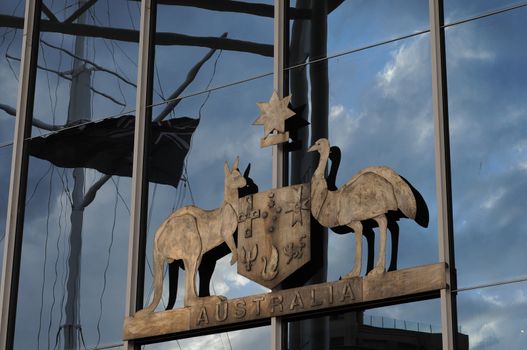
[1,1,526,349]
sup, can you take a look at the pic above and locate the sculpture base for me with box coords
[124,263,446,341]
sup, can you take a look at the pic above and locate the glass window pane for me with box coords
[287,33,437,280]
[13,159,132,348]
[288,0,429,67]
[30,0,140,137]
[0,0,25,145]
[444,0,522,25]
[12,3,140,345]
[152,1,273,107]
[447,7,527,288]
[143,325,271,349]
[0,145,13,274]
[457,282,527,350]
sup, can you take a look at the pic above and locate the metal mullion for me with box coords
[0,0,41,348]
[429,0,458,349]
[271,1,287,349]
[272,0,286,190]
[125,0,156,349]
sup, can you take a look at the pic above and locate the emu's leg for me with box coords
[369,215,388,276]
[364,227,375,274]
[388,221,399,272]
[344,221,363,278]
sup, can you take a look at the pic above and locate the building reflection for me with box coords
[289,311,469,350]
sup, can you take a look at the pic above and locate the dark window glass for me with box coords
[447,7,527,288]
[288,299,451,350]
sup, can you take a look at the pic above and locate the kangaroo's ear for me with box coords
[243,163,251,178]
[224,161,230,175]
[232,156,240,171]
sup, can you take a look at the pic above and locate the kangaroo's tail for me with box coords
[141,243,165,314]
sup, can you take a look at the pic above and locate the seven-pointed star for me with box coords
[254,91,295,138]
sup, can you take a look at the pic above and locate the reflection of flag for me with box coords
[28,115,199,187]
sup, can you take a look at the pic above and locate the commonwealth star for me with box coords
[254,91,295,147]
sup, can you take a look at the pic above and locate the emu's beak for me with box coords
[307,143,317,152]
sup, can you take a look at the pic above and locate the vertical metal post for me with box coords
[271,1,286,349]
[0,0,40,348]
[125,0,155,349]
[272,0,286,189]
[429,1,458,349]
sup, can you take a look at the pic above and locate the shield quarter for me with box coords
[237,183,311,289]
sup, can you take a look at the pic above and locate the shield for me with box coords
[237,183,310,289]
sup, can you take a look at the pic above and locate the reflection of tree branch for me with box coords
[64,0,99,24]
[154,32,227,122]
[0,15,273,56]
[81,174,111,208]
[0,103,62,131]
[41,40,136,88]
[41,4,59,22]
[88,86,126,107]
[130,0,310,19]
[7,54,126,107]
[7,53,71,78]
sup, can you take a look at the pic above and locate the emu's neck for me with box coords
[311,147,330,220]
[313,147,330,180]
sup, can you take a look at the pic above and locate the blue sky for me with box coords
[1,1,527,349]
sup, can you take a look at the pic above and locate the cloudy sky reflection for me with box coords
[1,1,527,349]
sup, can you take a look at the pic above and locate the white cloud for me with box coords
[481,188,505,210]
[376,37,428,97]
[445,27,496,67]
[328,103,363,150]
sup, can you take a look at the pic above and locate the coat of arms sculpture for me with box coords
[237,183,311,289]
[124,91,445,342]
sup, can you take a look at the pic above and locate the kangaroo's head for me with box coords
[224,156,247,190]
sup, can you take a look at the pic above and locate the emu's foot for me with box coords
[367,266,385,276]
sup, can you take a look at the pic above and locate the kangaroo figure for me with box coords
[139,157,246,313]
[165,164,259,310]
